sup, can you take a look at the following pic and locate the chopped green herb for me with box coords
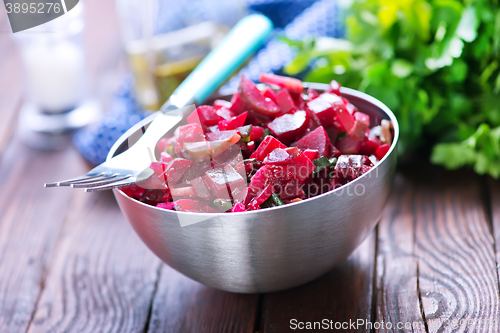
[262,128,272,138]
[312,156,334,174]
[261,193,285,208]
[238,125,253,143]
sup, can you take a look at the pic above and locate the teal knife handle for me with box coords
[169,14,273,106]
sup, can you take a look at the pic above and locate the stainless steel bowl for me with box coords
[108,83,399,293]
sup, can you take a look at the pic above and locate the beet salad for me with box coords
[121,73,394,213]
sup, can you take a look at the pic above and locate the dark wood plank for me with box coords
[0,141,84,332]
[487,177,500,319]
[414,169,500,331]
[27,190,161,333]
[376,167,500,332]
[147,266,259,333]
[260,232,376,333]
[374,172,426,332]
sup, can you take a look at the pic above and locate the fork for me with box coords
[44,14,273,192]
[44,104,189,191]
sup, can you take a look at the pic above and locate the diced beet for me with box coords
[170,186,198,199]
[289,91,305,110]
[121,185,145,200]
[305,109,322,133]
[303,149,318,161]
[250,126,264,141]
[186,105,221,127]
[259,73,304,94]
[278,179,305,200]
[160,152,173,163]
[175,199,208,212]
[204,169,230,199]
[205,130,238,142]
[263,88,278,103]
[191,177,213,201]
[359,133,380,155]
[141,189,167,205]
[150,161,166,174]
[246,141,256,155]
[175,123,205,142]
[328,80,341,95]
[307,88,320,101]
[156,138,171,154]
[325,125,339,143]
[204,165,246,199]
[212,143,243,167]
[250,136,287,161]
[248,184,275,210]
[346,102,358,114]
[284,146,301,158]
[213,99,232,110]
[156,202,176,210]
[184,131,240,161]
[218,112,248,131]
[216,107,236,120]
[231,203,246,212]
[287,152,316,183]
[245,111,271,126]
[307,98,335,127]
[349,112,370,141]
[267,110,308,144]
[180,159,212,183]
[333,104,355,132]
[335,155,373,185]
[238,75,280,117]
[206,125,219,133]
[304,182,320,198]
[329,143,341,158]
[232,187,252,205]
[174,123,205,154]
[319,93,354,132]
[375,144,390,160]
[229,92,248,115]
[223,164,247,188]
[275,89,297,114]
[293,126,330,157]
[249,165,294,194]
[163,158,194,187]
[263,148,293,165]
[335,135,362,154]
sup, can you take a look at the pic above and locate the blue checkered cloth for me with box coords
[73,0,344,165]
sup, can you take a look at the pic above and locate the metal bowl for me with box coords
[108,83,399,293]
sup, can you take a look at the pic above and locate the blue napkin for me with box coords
[73,0,344,165]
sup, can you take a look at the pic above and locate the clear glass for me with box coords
[116,0,247,110]
[13,3,87,114]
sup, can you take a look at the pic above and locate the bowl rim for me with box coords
[109,83,399,217]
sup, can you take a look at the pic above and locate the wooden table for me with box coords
[1,2,500,332]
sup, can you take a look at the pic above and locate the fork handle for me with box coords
[163,14,273,109]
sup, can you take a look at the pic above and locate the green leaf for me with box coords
[391,59,414,78]
[456,7,479,42]
[494,10,500,54]
[431,143,476,169]
[284,51,311,75]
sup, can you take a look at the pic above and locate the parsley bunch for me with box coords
[282,0,500,177]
